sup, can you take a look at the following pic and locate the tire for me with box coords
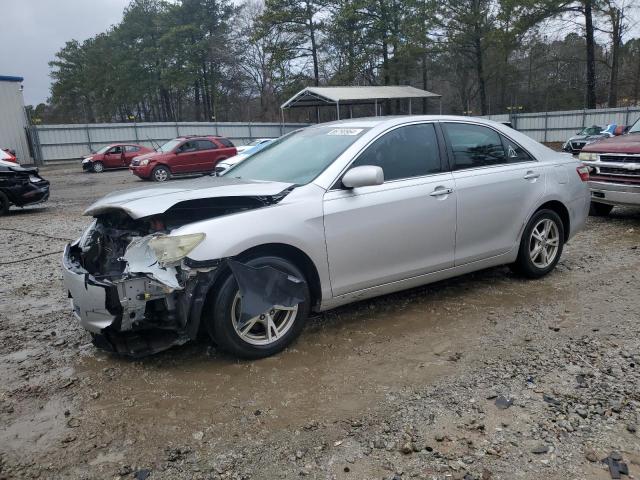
[0,191,10,216]
[206,255,310,359]
[151,165,170,182]
[589,202,613,217]
[91,161,104,173]
[511,209,564,279]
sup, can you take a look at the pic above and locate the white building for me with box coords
[0,75,32,163]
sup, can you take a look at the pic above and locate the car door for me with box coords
[323,123,456,296]
[123,145,140,166]
[195,139,218,172]
[103,146,122,168]
[441,122,546,265]
[172,140,199,173]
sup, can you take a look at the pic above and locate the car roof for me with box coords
[310,115,515,130]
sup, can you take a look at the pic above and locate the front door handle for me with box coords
[524,171,540,180]
[429,187,454,197]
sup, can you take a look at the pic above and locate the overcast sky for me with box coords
[0,0,130,105]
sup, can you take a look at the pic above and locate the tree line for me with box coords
[34,0,640,124]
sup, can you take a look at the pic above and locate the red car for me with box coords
[129,136,237,182]
[82,143,154,173]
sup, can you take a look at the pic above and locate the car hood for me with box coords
[84,177,295,219]
[133,151,162,161]
[582,133,640,153]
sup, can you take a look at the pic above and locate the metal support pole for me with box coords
[175,121,180,138]
[544,111,549,143]
[133,122,139,142]
[336,101,340,120]
[374,99,378,117]
[409,99,412,115]
[85,124,92,152]
[280,108,284,136]
[439,98,442,115]
[349,105,353,118]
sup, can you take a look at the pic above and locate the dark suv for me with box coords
[129,136,237,182]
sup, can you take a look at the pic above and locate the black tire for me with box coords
[0,191,10,216]
[91,161,104,173]
[206,256,310,359]
[589,202,613,217]
[151,165,170,182]
[511,209,565,279]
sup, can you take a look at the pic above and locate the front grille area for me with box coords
[600,155,640,163]
[599,167,640,177]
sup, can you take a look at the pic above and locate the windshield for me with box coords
[95,145,111,154]
[629,118,640,134]
[228,127,369,184]
[158,139,181,152]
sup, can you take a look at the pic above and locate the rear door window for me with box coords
[500,136,534,163]
[196,140,217,151]
[442,123,507,170]
[125,145,140,152]
[217,137,235,148]
[350,123,442,181]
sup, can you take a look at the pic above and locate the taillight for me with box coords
[576,165,590,182]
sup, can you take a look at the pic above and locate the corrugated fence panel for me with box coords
[33,122,309,162]
[481,107,640,144]
[32,110,640,161]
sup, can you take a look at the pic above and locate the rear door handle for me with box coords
[429,187,453,197]
[524,171,540,180]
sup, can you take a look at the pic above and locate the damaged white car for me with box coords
[63,116,589,358]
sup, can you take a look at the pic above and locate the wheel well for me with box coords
[205,243,322,311]
[537,200,570,241]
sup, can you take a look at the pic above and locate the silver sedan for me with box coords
[62,116,590,358]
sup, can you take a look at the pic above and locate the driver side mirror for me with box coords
[342,165,384,189]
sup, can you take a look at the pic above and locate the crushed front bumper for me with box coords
[62,242,217,357]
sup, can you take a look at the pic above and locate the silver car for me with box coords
[62,116,590,358]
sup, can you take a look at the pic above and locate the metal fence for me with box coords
[481,106,640,143]
[29,106,640,163]
[30,122,309,163]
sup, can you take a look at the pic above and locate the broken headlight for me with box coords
[148,233,206,266]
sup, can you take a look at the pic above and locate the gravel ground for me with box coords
[1,165,639,480]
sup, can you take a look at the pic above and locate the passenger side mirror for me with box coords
[342,165,384,189]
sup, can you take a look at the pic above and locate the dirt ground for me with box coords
[1,165,639,480]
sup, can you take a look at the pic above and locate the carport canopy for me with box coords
[280,86,442,119]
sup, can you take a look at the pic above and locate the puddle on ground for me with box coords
[73,267,559,445]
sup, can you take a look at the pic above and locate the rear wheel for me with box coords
[0,191,10,216]
[91,161,104,173]
[512,209,564,278]
[151,165,170,182]
[589,202,613,217]
[206,255,310,359]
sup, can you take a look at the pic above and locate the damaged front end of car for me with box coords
[63,186,297,357]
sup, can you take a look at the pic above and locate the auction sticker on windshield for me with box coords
[327,128,363,136]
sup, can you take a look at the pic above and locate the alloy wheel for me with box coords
[230,292,298,346]
[154,168,168,182]
[528,218,560,269]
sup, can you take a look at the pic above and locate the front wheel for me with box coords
[512,209,564,279]
[206,256,310,359]
[151,165,170,182]
[589,202,613,217]
[91,161,104,173]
